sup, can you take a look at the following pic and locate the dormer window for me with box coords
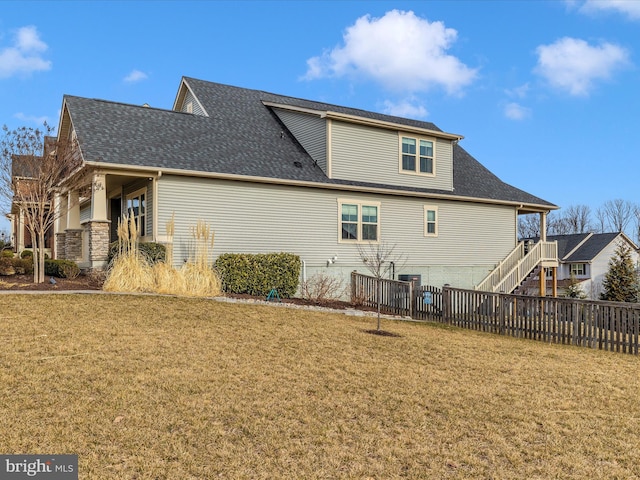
[400,135,434,176]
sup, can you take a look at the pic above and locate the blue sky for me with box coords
[1,0,639,235]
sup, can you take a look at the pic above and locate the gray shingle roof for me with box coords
[64,78,555,208]
[565,232,622,262]
[529,232,627,262]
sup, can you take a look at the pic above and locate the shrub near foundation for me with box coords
[215,252,301,297]
[44,259,81,279]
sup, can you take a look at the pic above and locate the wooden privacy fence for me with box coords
[350,272,639,355]
[351,271,413,317]
[441,287,639,355]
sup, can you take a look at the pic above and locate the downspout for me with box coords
[152,171,162,241]
[302,260,307,284]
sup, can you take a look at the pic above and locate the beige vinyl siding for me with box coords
[156,175,516,290]
[330,120,454,191]
[273,109,327,174]
[181,89,206,116]
[79,203,91,223]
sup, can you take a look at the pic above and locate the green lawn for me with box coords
[1,294,639,479]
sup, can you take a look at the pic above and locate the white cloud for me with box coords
[505,83,530,99]
[303,10,477,94]
[14,112,49,125]
[381,98,428,119]
[504,102,531,120]
[124,69,148,83]
[534,37,629,96]
[576,0,640,20]
[0,25,51,78]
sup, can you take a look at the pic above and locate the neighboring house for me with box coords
[8,138,57,256]
[521,232,639,299]
[49,77,557,292]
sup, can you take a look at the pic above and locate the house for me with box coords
[520,232,639,298]
[48,77,558,292]
[7,137,58,256]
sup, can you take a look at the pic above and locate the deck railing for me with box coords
[475,241,558,293]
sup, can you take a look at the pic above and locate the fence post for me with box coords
[443,286,451,324]
[350,271,356,304]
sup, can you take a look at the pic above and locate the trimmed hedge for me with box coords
[214,253,301,298]
[44,259,80,279]
[107,241,167,265]
[20,249,49,260]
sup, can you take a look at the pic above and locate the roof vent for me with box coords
[293,161,303,168]
[142,103,150,108]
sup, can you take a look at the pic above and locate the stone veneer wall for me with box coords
[87,220,110,266]
[64,229,83,262]
[55,232,66,259]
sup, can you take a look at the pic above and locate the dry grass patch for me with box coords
[1,294,639,479]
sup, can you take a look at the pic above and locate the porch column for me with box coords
[65,190,83,262]
[551,267,557,298]
[67,191,80,230]
[539,212,547,242]
[17,210,25,252]
[539,267,546,297]
[55,193,68,259]
[90,173,108,221]
[87,172,110,269]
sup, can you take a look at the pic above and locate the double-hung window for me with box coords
[570,263,587,277]
[401,135,435,176]
[126,188,147,237]
[339,200,380,243]
[424,206,438,237]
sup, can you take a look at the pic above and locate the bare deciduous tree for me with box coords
[562,204,592,234]
[600,199,636,233]
[356,241,405,332]
[0,124,80,283]
[517,214,540,239]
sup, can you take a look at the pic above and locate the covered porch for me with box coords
[54,169,157,270]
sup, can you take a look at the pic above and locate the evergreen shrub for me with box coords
[44,259,81,279]
[214,252,301,297]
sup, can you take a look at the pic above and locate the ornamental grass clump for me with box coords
[104,214,221,297]
[103,214,155,292]
[179,219,221,297]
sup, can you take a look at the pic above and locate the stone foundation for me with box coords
[64,229,83,262]
[87,220,110,268]
[55,232,66,259]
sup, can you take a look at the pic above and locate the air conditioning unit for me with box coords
[398,274,421,286]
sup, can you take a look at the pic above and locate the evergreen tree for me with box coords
[565,273,587,299]
[600,243,640,302]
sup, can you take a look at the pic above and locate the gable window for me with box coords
[400,135,434,176]
[424,206,438,237]
[570,263,587,276]
[339,200,380,243]
[126,188,147,237]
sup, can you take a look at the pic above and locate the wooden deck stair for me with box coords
[475,241,558,294]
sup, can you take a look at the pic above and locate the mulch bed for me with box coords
[0,276,379,314]
[0,274,104,291]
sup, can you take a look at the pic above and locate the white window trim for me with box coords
[125,187,148,239]
[570,263,587,277]
[399,132,436,177]
[424,205,438,237]
[337,199,381,244]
